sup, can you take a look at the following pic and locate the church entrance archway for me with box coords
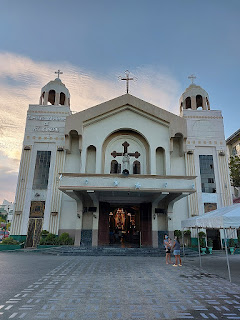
[98,202,152,247]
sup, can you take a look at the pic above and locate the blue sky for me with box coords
[0,0,239,202]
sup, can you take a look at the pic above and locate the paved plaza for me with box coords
[0,252,240,319]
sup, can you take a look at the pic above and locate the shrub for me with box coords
[184,230,191,236]
[199,238,206,248]
[1,237,19,245]
[58,232,74,245]
[40,233,58,245]
[174,230,182,238]
[228,238,235,247]
[198,231,206,238]
[41,230,49,236]
[207,238,213,247]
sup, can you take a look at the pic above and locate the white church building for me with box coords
[11,74,232,248]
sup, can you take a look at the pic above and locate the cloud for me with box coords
[0,151,18,203]
[0,51,181,202]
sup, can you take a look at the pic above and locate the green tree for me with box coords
[0,216,7,223]
[229,156,240,187]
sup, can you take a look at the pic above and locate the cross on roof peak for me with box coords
[119,70,137,94]
[55,69,63,79]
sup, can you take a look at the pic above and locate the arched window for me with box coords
[48,90,56,105]
[110,160,121,174]
[133,160,141,174]
[196,95,203,109]
[60,92,65,105]
[185,97,191,109]
[40,92,45,105]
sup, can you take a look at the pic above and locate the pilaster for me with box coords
[74,199,83,246]
[185,151,199,217]
[49,147,65,234]
[11,148,32,235]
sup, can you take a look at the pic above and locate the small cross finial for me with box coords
[119,70,136,94]
[55,69,63,79]
[188,74,196,84]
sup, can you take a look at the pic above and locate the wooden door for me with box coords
[98,202,110,246]
[140,203,152,247]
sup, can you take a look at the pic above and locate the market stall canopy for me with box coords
[181,204,240,229]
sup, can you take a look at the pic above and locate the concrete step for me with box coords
[26,246,199,257]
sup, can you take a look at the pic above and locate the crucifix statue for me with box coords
[111,141,140,159]
[55,69,63,79]
[119,70,136,94]
[188,74,196,84]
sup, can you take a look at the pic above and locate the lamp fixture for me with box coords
[114,180,119,186]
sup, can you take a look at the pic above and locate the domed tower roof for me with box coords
[179,79,210,113]
[39,73,70,107]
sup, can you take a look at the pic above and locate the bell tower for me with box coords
[179,81,210,116]
[39,73,70,107]
[179,77,232,219]
[11,72,71,244]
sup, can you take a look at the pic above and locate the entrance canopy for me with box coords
[181,203,240,229]
[59,173,196,205]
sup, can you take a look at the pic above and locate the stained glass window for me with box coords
[33,151,51,189]
[199,155,216,193]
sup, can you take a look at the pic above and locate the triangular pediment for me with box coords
[83,104,170,128]
[65,94,187,138]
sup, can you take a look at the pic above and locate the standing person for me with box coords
[172,236,182,267]
[163,235,172,264]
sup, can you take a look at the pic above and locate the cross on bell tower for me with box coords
[188,74,196,84]
[55,69,63,79]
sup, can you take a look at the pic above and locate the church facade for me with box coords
[11,76,232,248]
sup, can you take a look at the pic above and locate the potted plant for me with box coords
[184,230,191,247]
[198,231,206,254]
[207,238,213,254]
[174,230,182,237]
[228,238,235,255]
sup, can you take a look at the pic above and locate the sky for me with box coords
[0,0,240,203]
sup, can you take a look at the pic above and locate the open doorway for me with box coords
[98,202,152,247]
[109,206,140,247]
[206,228,221,250]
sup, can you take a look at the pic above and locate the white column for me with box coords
[151,205,158,248]
[55,92,60,105]
[74,199,83,246]
[92,203,99,247]
[150,146,156,175]
[81,148,86,173]
[202,97,207,110]
[191,96,197,110]
[95,147,102,173]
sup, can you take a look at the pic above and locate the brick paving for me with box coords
[0,255,240,319]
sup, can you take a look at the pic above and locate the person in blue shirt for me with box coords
[172,236,182,267]
[163,234,172,264]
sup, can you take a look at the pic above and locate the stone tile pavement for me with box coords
[0,255,240,319]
